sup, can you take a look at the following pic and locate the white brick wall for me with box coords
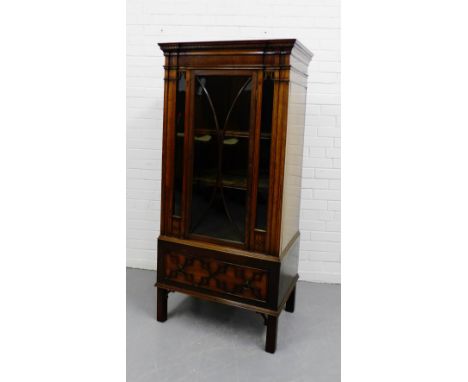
[126,0,341,283]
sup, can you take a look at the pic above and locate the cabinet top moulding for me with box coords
[158,39,313,75]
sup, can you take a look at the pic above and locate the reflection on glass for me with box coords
[255,75,274,230]
[173,72,185,217]
[190,76,252,242]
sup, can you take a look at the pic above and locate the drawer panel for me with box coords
[161,252,269,302]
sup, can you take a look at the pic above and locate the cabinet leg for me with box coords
[265,315,278,354]
[285,285,296,313]
[157,288,168,322]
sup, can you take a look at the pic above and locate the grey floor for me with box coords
[127,268,340,382]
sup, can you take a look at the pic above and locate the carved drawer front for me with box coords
[162,253,268,302]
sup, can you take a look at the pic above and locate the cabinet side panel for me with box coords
[278,233,300,308]
[280,71,308,251]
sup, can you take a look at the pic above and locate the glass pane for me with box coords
[260,75,274,134]
[256,139,271,230]
[173,72,186,217]
[194,76,251,134]
[190,75,252,243]
[255,75,274,230]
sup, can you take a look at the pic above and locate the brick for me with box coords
[127,128,162,140]
[308,147,326,158]
[308,72,339,84]
[308,94,340,105]
[307,158,333,168]
[319,210,336,221]
[127,138,162,150]
[308,105,321,115]
[127,169,160,181]
[316,168,340,179]
[309,84,339,95]
[303,250,340,263]
[127,159,161,170]
[127,219,159,231]
[319,61,341,73]
[321,105,340,115]
[319,39,340,50]
[127,189,160,201]
[310,231,340,242]
[126,148,161,160]
[329,179,340,190]
[127,179,160,191]
[307,115,336,127]
[315,189,340,201]
[306,137,334,147]
[127,229,157,241]
[301,200,327,210]
[301,241,340,252]
[127,239,157,251]
[301,178,328,189]
[326,221,341,232]
[326,148,341,158]
[304,126,318,137]
[301,219,326,230]
[317,128,341,137]
[298,261,340,275]
[328,201,341,211]
[300,210,321,220]
[301,168,315,178]
[300,189,313,200]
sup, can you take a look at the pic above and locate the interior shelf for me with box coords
[176,129,272,140]
[193,173,269,191]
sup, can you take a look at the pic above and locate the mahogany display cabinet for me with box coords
[155,39,312,353]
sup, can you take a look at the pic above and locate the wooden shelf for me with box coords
[193,173,269,191]
[190,129,271,140]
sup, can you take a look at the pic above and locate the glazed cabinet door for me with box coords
[161,69,277,254]
[186,71,257,246]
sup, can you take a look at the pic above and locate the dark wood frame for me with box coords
[156,39,312,353]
